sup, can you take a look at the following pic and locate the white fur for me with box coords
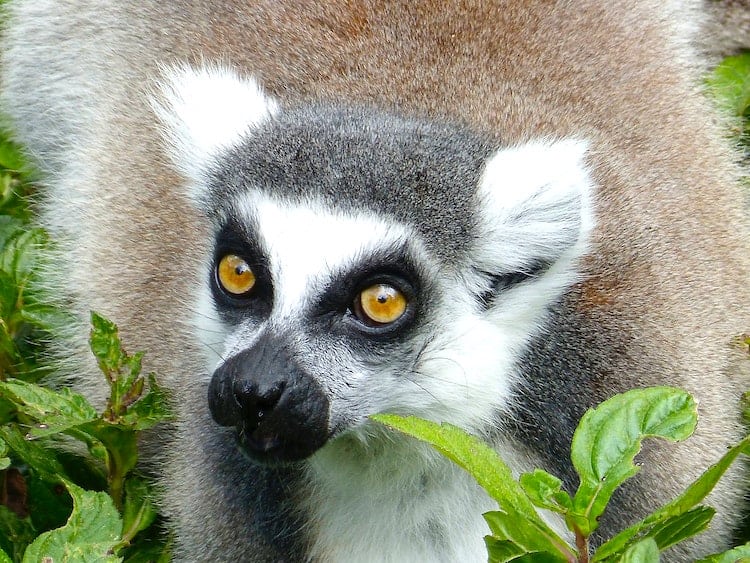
[304,432,571,563]
[236,194,413,322]
[152,64,278,192]
[304,438,497,562]
[191,282,229,379]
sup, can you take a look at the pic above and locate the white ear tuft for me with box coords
[474,138,595,275]
[151,64,278,187]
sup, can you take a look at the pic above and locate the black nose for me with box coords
[232,379,285,429]
[207,342,330,464]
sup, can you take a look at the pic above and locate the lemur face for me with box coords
[155,66,595,465]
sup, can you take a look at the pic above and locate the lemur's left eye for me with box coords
[353,283,408,326]
[216,254,256,297]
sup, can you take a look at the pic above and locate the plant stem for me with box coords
[113,500,148,553]
[575,527,589,563]
[99,427,139,512]
[107,445,126,512]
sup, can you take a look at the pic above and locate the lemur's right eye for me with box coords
[216,254,256,297]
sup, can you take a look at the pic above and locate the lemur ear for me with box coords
[473,139,595,277]
[152,64,278,193]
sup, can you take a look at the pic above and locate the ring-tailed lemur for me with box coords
[2,1,749,561]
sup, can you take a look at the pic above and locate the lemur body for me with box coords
[2,1,749,560]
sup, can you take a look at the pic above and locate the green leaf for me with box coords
[26,475,74,533]
[371,414,574,560]
[0,437,10,471]
[0,426,68,482]
[618,538,659,563]
[0,166,33,222]
[707,53,750,117]
[0,271,19,320]
[485,537,566,563]
[644,506,714,552]
[0,379,98,436]
[484,512,569,562]
[742,391,750,427]
[0,223,46,279]
[0,215,24,250]
[22,481,122,563]
[90,312,168,425]
[520,469,573,514]
[569,387,696,536]
[696,542,750,563]
[73,421,139,512]
[20,303,74,333]
[594,433,750,561]
[0,506,36,562]
[0,137,27,172]
[120,373,172,430]
[121,534,173,563]
[485,537,527,562]
[372,415,537,515]
[0,548,12,563]
[74,421,136,460]
[89,311,126,378]
[117,477,158,552]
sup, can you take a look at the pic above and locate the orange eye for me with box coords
[217,254,256,296]
[355,283,408,326]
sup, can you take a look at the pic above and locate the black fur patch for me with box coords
[474,260,551,310]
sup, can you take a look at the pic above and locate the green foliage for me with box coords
[373,387,750,563]
[697,542,750,563]
[707,52,750,149]
[0,314,172,561]
[0,204,63,383]
[568,388,697,537]
[0,112,174,562]
[0,130,72,388]
[594,433,750,561]
[618,539,659,563]
[21,482,121,563]
[0,137,33,222]
[373,413,574,560]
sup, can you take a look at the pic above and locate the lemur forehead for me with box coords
[207,104,494,264]
[157,65,593,269]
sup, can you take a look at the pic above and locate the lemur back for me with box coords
[2,1,749,561]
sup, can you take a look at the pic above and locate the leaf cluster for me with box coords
[0,117,173,562]
[0,136,64,383]
[707,52,750,150]
[373,387,750,563]
[0,313,172,562]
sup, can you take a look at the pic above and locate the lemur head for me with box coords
[155,65,595,465]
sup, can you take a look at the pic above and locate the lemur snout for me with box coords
[208,340,331,464]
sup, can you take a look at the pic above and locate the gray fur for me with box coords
[208,105,493,262]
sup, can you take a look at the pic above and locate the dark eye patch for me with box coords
[210,219,274,322]
[474,260,551,310]
[308,245,431,341]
